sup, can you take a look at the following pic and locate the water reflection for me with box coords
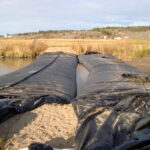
[0,58,34,76]
[76,64,89,94]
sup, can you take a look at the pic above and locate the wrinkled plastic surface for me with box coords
[0,53,57,89]
[1,52,150,150]
[0,52,77,122]
[73,53,150,150]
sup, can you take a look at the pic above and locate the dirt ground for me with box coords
[0,104,77,150]
[128,56,150,74]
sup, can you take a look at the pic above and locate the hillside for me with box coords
[9,26,150,40]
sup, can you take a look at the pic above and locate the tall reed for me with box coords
[0,40,48,58]
[0,39,150,61]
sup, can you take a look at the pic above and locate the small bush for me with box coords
[136,49,150,57]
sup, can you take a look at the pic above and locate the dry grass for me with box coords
[42,39,150,61]
[0,39,150,60]
[0,39,48,58]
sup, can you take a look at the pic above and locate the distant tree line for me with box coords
[15,26,150,36]
[16,30,76,36]
[92,26,150,32]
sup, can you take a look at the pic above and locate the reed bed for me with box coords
[42,39,150,61]
[0,39,150,61]
[0,39,48,58]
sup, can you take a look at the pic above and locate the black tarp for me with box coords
[73,53,150,150]
[0,52,150,150]
[0,52,77,122]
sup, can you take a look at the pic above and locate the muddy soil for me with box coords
[128,56,150,74]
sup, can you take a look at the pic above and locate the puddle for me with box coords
[76,64,89,94]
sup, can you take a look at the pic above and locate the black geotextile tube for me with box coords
[73,53,150,150]
[0,52,77,123]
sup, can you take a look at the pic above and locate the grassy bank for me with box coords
[43,39,150,61]
[0,39,150,61]
[0,40,48,58]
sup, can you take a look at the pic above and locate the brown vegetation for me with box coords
[0,40,48,58]
[0,39,150,61]
[43,39,150,61]
[9,26,150,40]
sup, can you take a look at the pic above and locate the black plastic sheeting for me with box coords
[0,52,77,123]
[28,142,53,150]
[0,52,150,150]
[73,53,150,150]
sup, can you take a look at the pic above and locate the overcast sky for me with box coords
[0,0,150,34]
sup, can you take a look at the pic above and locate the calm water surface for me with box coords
[0,58,34,77]
[76,64,89,94]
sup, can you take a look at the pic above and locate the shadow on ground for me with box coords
[0,112,37,140]
[45,136,75,148]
